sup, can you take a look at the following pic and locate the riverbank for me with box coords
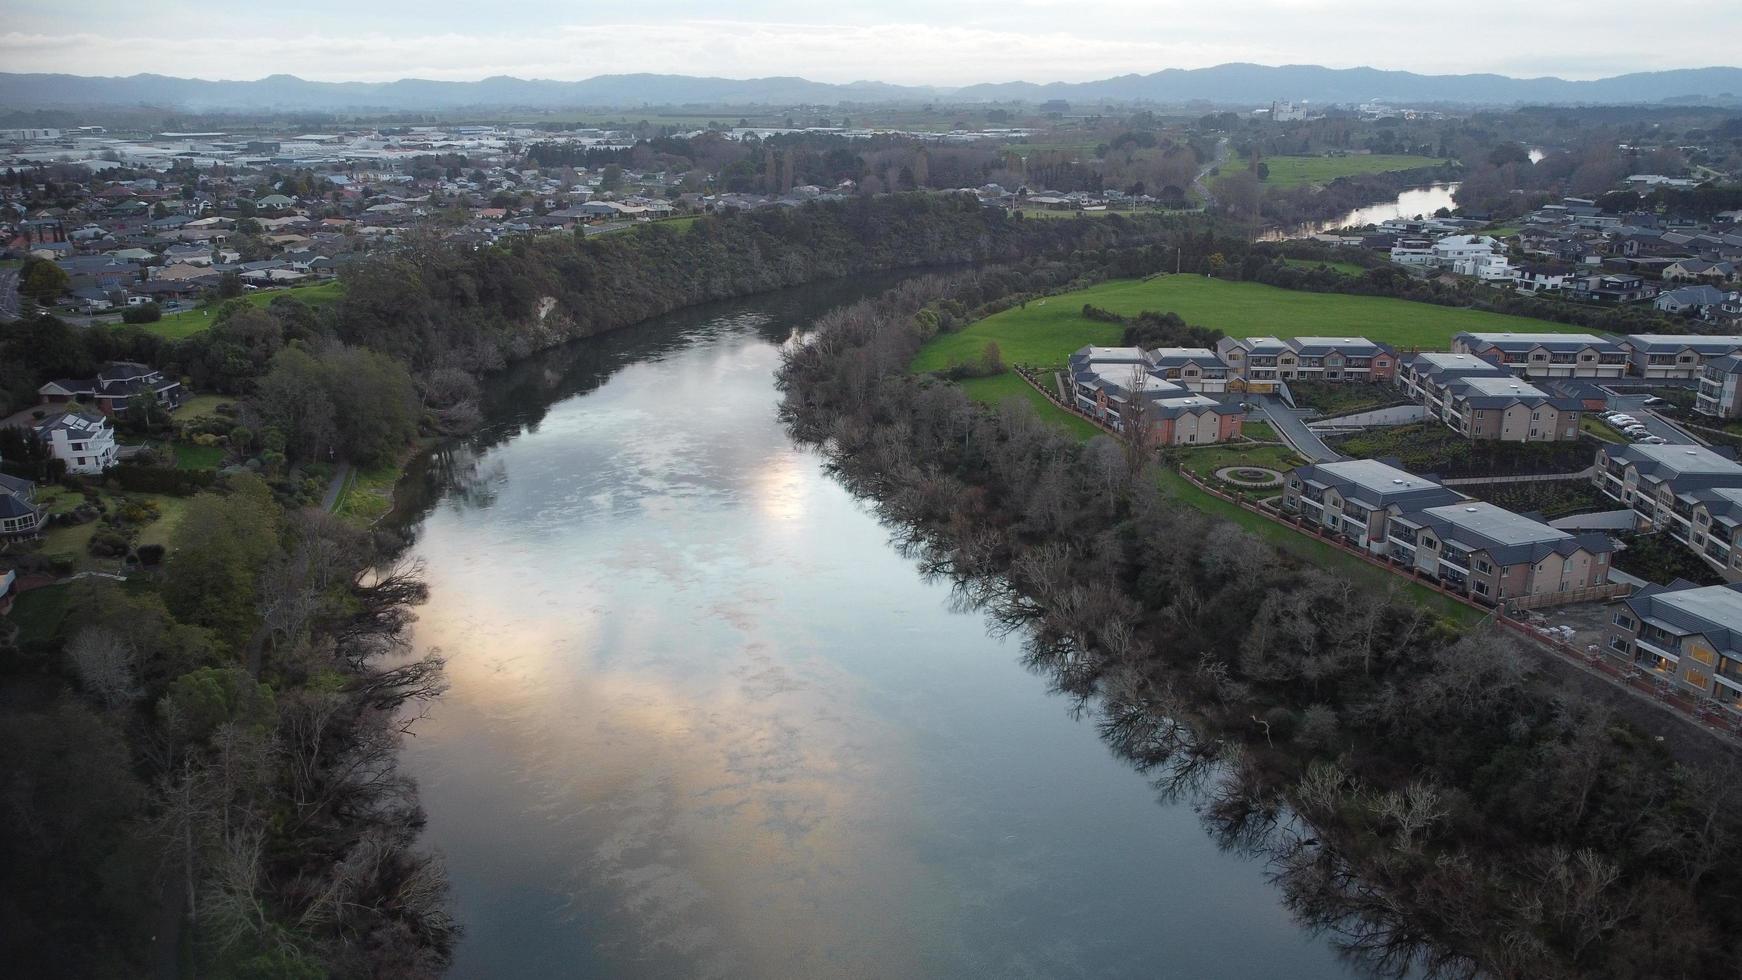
[779,273,1742,979]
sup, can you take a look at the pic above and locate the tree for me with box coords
[599,164,623,192]
[163,476,281,639]
[19,258,70,306]
[121,302,162,323]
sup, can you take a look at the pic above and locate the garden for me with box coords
[1330,422,1599,478]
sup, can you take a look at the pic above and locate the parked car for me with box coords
[1623,427,1651,438]
[1637,435,1668,444]
[1606,416,1638,427]
[1642,396,1667,406]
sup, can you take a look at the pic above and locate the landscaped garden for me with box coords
[1330,422,1599,478]
[1612,531,1725,586]
[1458,479,1615,520]
[1287,380,1412,418]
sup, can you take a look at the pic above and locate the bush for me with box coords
[121,303,162,324]
[135,543,165,566]
[86,528,132,558]
[1297,704,1340,751]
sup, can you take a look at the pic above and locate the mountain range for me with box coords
[2,64,1740,112]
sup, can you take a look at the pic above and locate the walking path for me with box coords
[321,462,352,512]
[1254,395,1342,462]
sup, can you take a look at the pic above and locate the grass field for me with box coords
[911,276,1588,374]
[334,461,401,525]
[1261,154,1450,189]
[1282,257,1367,276]
[138,281,344,340]
[171,442,227,470]
[957,372,1105,440]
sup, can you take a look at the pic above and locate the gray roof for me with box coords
[1410,501,1611,564]
[1292,459,1465,511]
[1623,581,1742,660]
[1455,331,1622,354]
[1625,333,1742,353]
[1288,336,1388,356]
[1444,374,1581,409]
[0,473,34,496]
[1608,444,1742,493]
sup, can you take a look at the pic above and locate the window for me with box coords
[1610,635,1629,652]
[1473,581,1490,596]
[1475,560,1493,573]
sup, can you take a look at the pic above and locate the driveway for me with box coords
[1253,394,1342,462]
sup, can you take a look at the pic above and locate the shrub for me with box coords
[87,528,132,558]
[121,302,162,324]
[135,543,165,566]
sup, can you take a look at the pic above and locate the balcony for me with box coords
[1440,550,1471,571]
[1635,635,1680,662]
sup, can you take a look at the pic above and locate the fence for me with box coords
[1503,582,1632,614]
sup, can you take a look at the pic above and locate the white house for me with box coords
[1432,234,1503,266]
[34,411,118,474]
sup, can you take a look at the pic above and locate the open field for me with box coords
[911,275,1588,374]
[136,280,344,340]
[1261,154,1450,189]
[957,372,1105,440]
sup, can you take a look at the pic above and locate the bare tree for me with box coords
[67,626,141,709]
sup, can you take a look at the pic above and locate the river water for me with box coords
[1264,182,1462,240]
[394,280,1358,979]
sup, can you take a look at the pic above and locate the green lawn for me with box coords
[1241,419,1281,443]
[1261,154,1451,189]
[170,394,230,421]
[1282,257,1367,276]
[134,494,189,549]
[957,372,1105,440]
[912,276,1589,373]
[171,442,227,470]
[137,281,344,340]
[1173,442,1306,486]
[334,461,402,525]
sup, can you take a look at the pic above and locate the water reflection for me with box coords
[1264,183,1462,240]
[396,282,1361,978]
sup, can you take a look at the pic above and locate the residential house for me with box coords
[1144,347,1231,393]
[1663,259,1737,283]
[33,411,117,474]
[1511,264,1573,294]
[1450,332,1628,379]
[1622,333,1742,379]
[0,473,46,538]
[1395,350,1509,411]
[37,361,184,415]
[1282,458,1466,554]
[1653,286,1735,320]
[1605,581,1742,713]
[1568,273,1656,304]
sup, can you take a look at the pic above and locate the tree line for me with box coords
[777,264,1742,979]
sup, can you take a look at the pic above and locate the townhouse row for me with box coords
[1593,442,1742,580]
[1066,347,1245,445]
[1395,351,1590,442]
[1281,458,1614,603]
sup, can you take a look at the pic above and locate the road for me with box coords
[1191,138,1231,208]
[0,268,20,322]
[1253,395,1343,462]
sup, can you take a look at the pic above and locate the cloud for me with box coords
[0,8,1735,86]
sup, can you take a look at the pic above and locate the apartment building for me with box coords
[1215,336,1396,384]
[1606,581,1742,714]
[1145,347,1231,393]
[1681,487,1742,579]
[1593,443,1742,542]
[1067,347,1245,444]
[1695,354,1742,419]
[1450,332,1628,379]
[1438,375,1585,441]
[1283,459,1611,602]
[1620,334,1742,380]
[1396,349,1508,408]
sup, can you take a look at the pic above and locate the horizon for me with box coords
[6,1,1742,86]
[7,60,1742,90]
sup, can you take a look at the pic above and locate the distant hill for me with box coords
[1,64,1739,111]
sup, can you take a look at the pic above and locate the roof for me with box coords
[1288,336,1388,356]
[1623,582,1742,658]
[1455,331,1620,353]
[34,411,109,437]
[1626,332,1742,353]
[1411,500,1609,564]
[1404,351,1508,380]
[1611,444,1742,488]
[1293,459,1465,511]
[0,473,33,496]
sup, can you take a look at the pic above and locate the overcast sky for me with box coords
[3,0,1735,86]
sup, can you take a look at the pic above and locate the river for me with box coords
[393,279,1360,979]
[1263,182,1462,240]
